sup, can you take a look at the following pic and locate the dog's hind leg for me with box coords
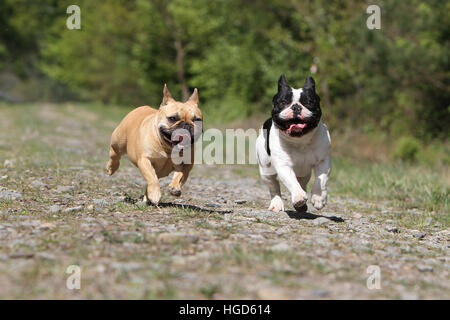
[297,173,311,192]
[169,163,193,196]
[106,145,121,175]
[261,174,284,212]
[311,157,331,210]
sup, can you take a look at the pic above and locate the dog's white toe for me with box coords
[292,192,308,207]
[268,196,285,212]
[311,194,326,210]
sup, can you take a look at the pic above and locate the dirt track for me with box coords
[0,104,448,299]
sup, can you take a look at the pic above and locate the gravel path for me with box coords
[0,103,448,299]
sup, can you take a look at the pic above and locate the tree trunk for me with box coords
[174,38,189,101]
[158,0,189,101]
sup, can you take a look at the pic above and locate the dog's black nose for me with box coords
[292,104,302,112]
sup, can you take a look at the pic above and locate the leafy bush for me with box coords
[393,136,421,162]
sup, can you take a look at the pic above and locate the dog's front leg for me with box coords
[137,158,161,205]
[311,156,331,210]
[276,165,308,211]
[261,174,284,212]
[169,164,193,196]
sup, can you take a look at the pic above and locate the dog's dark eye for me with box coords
[193,116,202,122]
[167,116,179,122]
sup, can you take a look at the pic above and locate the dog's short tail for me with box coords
[106,145,121,175]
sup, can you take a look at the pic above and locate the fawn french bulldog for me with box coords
[106,84,203,205]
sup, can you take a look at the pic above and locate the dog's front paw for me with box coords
[311,194,326,210]
[292,192,308,209]
[268,196,285,212]
[144,188,161,205]
[293,203,308,212]
[169,186,181,197]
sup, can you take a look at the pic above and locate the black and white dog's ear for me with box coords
[303,76,316,91]
[278,74,289,91]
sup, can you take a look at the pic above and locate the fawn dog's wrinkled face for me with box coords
[272,75,321,137]
[158,85,203,149]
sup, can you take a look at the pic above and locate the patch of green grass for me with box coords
[134,202,150,211]
[331,157,449,221]
[114,202,132,211]
[255,217,283,227]
[232,165,259,178]
[0,199,14,210]
[141,282,178,299]
[173,206,203,218]
[194,219,212,229]
[199,283,222,299]
[100,230,123,244]
[134,221,144,228]
[227,245,248,266]
[215,224,238,235]
[173,206,224,222]
[386,210,450,230]
[75,102,133,125]
[124,233,147,244]
[100,230,147,244]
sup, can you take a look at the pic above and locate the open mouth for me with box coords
[277,118,308,136]
[171,133,191,148]
[286,122,307,135]
[160,127,191,147]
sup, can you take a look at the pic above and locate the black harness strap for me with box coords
[263,118,272,156]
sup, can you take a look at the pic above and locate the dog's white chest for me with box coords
[269,121,330,177]
[273,140,317,177]
[289,146,318,176]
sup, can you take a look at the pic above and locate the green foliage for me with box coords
[393,136,421,162]
[0,0,57,73]
[1,0,448,140]
[416,141,450,167]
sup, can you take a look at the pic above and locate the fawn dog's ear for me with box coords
[186,88,199,104]
[161,83,175,107]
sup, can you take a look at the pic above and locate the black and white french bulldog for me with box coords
[256,75,331,212]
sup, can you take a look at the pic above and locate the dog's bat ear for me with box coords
[278,74,289,91]
[161,83,175,106]
[304,76,316,91]
[187,88,199,104]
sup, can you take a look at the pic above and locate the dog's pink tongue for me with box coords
[172,134,190,147]
[287,123,307,133]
